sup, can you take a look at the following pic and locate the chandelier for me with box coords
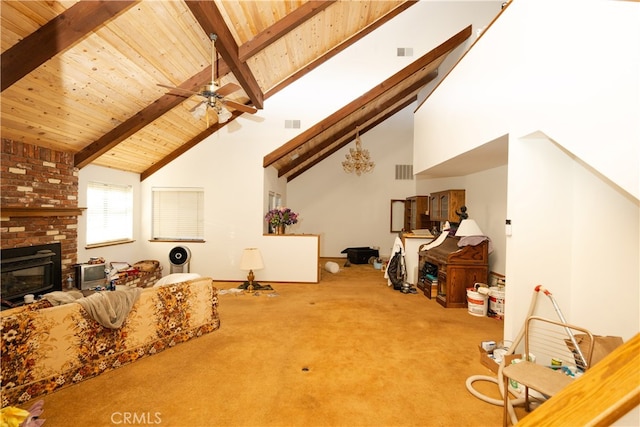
[342,126,375,175]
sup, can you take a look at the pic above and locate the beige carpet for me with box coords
[27,259,515,426]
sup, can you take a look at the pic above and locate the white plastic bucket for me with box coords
[467,288,488,317]
[489,287,506,319]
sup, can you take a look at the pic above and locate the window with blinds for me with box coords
[268,191,282,211]
[152,187,204,240]
[87,182,133,245]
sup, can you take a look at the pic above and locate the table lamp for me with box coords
[455,219,484,237]
[239,248,264,293]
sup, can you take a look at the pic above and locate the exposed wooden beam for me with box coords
[280,72,438,179]
[140,110,244,181]
[186,1,264,109]
[238,1,335,62]
[263,25,472,168]
[1,1,138,92]
[74,66,216,168]
[286,96,417,182]
[263,0,418,99]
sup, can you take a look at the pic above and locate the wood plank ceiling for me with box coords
[1,1,471,181]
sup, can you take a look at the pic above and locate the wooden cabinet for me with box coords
[417,261,438,299]
[418,236,488,308]
[429,189,466,223]
[404,196,433,231]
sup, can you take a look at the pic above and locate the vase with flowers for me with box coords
[265,207,299,234]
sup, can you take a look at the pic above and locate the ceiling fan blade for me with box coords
[216,82,242,97]
[222,99,257,114]
[157,83,200,96]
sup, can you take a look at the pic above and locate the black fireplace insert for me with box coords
[1,242,62,308]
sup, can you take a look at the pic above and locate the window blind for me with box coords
[152,187,204,240]
[87,182,133,245]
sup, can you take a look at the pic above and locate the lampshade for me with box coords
[217,105,232,123]
[191,102,207,120]
[239,248,264,271]
[455,219,484,237]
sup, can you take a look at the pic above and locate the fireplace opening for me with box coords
[1,243,62,308]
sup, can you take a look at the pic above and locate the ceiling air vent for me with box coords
[285,119,301,129]
[396,47,413,57]
[395,164,413,180]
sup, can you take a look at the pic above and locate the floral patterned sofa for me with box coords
[1,276,219,407]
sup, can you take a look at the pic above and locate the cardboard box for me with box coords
[478,343,521,374]
[478,346,500,374]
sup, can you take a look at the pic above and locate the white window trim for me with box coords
[86,181,133,246]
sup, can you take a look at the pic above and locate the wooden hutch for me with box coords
[429,189,466,223]
[404,195,435,231]
[418,236,489,308]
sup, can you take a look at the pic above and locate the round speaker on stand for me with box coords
[169,246,191,273]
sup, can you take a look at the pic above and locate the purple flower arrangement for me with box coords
[265,207,299,227]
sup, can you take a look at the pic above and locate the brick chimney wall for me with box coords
[1,139,79,281]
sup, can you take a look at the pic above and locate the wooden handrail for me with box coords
[518,333,640,426]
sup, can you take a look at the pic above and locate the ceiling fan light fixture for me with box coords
[191,102,207,120]
[158,32,254,126]
[217,105,232,124]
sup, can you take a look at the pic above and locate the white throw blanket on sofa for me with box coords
[76,288,142,329]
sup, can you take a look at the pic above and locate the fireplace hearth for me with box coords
[1,243,62,308]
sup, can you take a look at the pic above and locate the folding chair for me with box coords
[502,315,594,426]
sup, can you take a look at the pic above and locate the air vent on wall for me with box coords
[395,164,413,180]
[285,119,301,129]
[396,47,413,57]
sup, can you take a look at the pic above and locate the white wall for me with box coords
[415,165,508,274]
[506,134,639,339]
[285,1,504,258]
[464,165,508,274]
[415,0,639,200]
[78,2,504,273]
[279,1,504,111]
[77,165,143,265]
[263,166,287,234]
[413,0,640,344]
[414,3,639,419]
[137,125,269,281]
[288,104,415,258]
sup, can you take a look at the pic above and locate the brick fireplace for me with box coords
[1,139,80,291]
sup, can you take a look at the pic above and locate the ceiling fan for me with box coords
[157,33,257,125]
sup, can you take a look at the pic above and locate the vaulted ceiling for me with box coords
[1,1,472,181]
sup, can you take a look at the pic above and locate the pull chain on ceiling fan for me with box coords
[157,33,257,125]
